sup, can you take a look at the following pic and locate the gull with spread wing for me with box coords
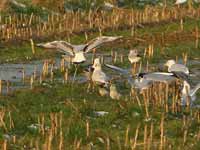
[37,36,122,64]
[105,64,181,91]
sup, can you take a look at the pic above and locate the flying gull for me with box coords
[37,36,122,64]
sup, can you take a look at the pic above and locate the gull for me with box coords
[128,49,141,74]
[110,84,121,100]
[37,36,122,64]
[133,72,178,91]
[105,64,180,91]
[92,58,109,86]
[137,72,178,84]
[181,80,200,106]
[128,49,141,64]
[164,59,189,75]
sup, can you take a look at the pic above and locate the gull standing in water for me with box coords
[37,36,122,82]
[164,59,189,75]
[128,49,141,74]
[181,80,200,106]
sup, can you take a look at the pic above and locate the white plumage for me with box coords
[105,64,179,91]
[128,49,141,64]
[37,36,122,64]
[92,58,109,85]
[164,60,189,75]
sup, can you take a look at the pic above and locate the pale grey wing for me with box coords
[84,36,122,53]
[98,71,109,83]
[37,41,75,56]
[169,64,189,74]
[171,71,190,83]
[105,64,129,75]
[190,83,200,96]
[144,73,176,83]
[133,79,152,89]
[73,44,87,52]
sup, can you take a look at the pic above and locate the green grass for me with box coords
[0,4,200,149]
[0,81,199,149]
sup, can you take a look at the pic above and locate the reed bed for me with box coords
[0,6,200,43]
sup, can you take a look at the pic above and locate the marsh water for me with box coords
[0,55,199,94]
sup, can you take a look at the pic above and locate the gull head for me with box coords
[164,60,176,68]
[92,58,101,69]
[129,49,139,56]
[128,49,141,63]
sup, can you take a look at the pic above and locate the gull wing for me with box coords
[105,64,129,75]
[171,71,190,83]
[169,64,189,74]
[143,72,177,84]
[92,70,109,84]
[84,36,122,53]
[105,64,152,89]
[133,79,153,90]
[37,41,75,56]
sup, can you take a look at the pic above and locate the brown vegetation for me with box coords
[0,0,8,11]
